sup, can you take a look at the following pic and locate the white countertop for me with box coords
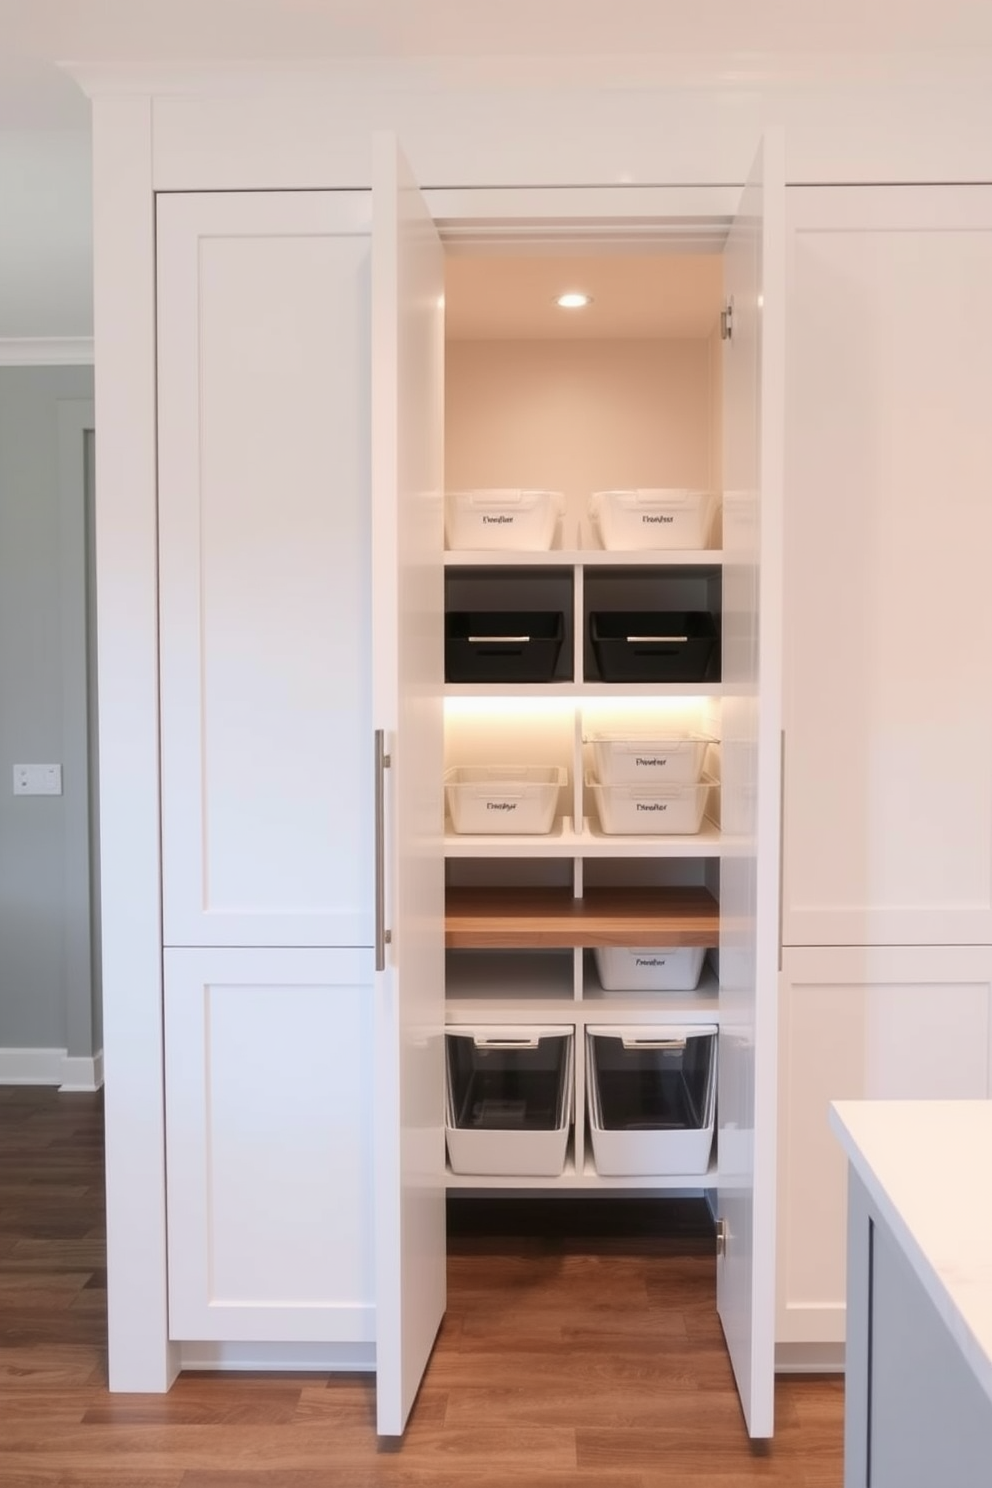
[830,1099,992,1411]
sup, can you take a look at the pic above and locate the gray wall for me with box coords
[0,364,97,1057]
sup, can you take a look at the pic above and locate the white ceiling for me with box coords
[7,0,992,72]
[3,1,992,344]
[5,0,992,132]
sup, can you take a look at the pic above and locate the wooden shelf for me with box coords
[445,885,719,949]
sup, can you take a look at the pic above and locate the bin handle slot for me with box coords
[472,1036,542,1049]
[620,1036,687,1051]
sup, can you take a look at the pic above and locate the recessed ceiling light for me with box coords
[556,292,592,309]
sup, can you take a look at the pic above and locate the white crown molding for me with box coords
[65,49,992,101]
[0,1045,104,1089]
[0,337,94,366]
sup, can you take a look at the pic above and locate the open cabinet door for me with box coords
[717,132,785,1438]
[371,133,447,1436]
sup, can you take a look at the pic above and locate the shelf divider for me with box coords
[445,884,719,949]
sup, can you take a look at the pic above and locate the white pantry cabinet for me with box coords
[92,96,780,1439]
[777,945,992,1350]
[438,138,784,1437]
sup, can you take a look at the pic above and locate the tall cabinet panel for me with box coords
[156,192,381,1352]
[157,191,374,950]
[783,187,992,950]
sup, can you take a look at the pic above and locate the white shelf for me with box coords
[444,681,724,699]
[444,547,723,569]
[443,815,721,858]
[445,950,721,1022]
[445,1151,717,1192]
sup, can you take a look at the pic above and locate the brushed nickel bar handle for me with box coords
[468,634,530,644]
[375,729,392,972]
[627,634,688,644]
[778,728,786,973]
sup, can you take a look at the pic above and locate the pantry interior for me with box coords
[439,241,731,1192]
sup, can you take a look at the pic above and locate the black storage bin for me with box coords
[445,610,565,683]
[589,610,718,683]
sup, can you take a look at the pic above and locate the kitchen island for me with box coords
[830,1100,992,1488]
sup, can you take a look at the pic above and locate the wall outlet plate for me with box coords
[12,764,62,796]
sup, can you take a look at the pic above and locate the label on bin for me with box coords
[635,802,668,813]
[634,956,668,967]
[636,756,670,768]
[642,513,675,524]
[482,514,515,525]
[487,800,517,812]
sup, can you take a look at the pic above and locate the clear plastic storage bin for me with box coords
[445,766,565,835]
[446,1025,574,1176]
[446,489,565,551]
[594,946,707,992]
[586,731,713,786]
[587,774,713,835]
[590,489,718,551]
[586,1024,716,1176]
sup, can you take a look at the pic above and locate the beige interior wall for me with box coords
[445,338,715,542]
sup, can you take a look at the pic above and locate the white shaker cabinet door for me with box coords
[370,135,447,1438]
[164,946,376,1345]
[783,186,992,947]
[717,131,786,1442]
[777,944,992,1351]
[157,191,374,949]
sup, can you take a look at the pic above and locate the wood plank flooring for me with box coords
[0,1085,843,1486]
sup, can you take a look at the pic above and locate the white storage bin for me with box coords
[445,489,565,551]
[586,774,713,835]
[590,489,718,551]
[446,766,565,835]
[446,1025,574,1177]
[594,946,707,992]
[586,1024,716,1176]
[586,731,713,786]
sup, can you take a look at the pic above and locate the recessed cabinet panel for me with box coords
[784,188,992,946]
[157,193,373,947]
[164,946,375,1343]
[777,945,992,1349]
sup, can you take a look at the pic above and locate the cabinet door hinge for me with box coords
[720,301,734,343]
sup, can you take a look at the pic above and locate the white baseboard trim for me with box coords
[60,1049,104,1092]
[775,1341,846,1373]
[178,1342,376,1372]
[0,1046,104,1090]
[0,337,95,366]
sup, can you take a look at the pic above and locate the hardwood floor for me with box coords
[0,1086,843,1486]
